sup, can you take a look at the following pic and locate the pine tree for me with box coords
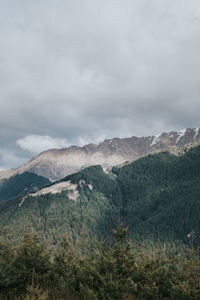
[93,223,137,299]
[12,234,52,295]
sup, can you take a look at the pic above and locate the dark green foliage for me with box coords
[0,232,15,295]
[1,226,200,299]
[0,188,116,246]
[2,143,200,298]
[0,172,50,203]
[63,165,117,198]
[113,146,200,243]
[91,223,137,299]
[1,146,200,248]
[12,234,51,295]
[0,233,52,298]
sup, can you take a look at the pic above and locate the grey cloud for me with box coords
[0,0,200,168]
[16,135,70,154]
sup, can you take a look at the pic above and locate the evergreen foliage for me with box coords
[1,145,200,247]
[1,226,200,299]
[114,146,200,243]
[0,172,50,203]
[63,165,117,198]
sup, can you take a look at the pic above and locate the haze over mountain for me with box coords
[0,128,199,181]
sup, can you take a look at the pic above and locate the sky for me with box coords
[0,0,200,170]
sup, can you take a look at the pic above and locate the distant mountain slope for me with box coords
[113,145,200,243]
[0,128,200,181]
[0,166,117,245]
[1,145,200,245]
[0,172,50,203]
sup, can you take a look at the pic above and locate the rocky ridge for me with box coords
[1,128,200,181]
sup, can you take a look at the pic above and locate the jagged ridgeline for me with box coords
[1,127,200,182]
[0,145,200,246]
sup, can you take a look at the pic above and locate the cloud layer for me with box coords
[1,0,200,168]
[16,135,69,154]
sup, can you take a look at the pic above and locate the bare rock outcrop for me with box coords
[1,128,200,181]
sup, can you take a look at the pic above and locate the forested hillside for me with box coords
[114,146,200,243]
[0,166,117,245]
[0,146,200,246]
[0,172,50,203]
[1,146,200,299]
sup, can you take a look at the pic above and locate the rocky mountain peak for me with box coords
[0,128,200,181]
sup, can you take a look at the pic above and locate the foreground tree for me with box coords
[12,234,52,296]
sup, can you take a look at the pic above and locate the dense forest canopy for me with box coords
[0,223,200,299]
[0,172,50,203]
[0,146,200,246]
[1,146,200,298]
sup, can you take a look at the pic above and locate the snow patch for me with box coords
[176,129,186,144]
[150,134,160,147]
[193,128,199,140]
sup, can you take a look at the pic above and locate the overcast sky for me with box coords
[0,0,200,169]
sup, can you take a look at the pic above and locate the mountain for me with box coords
[0,172,50,203]
[0,128,200,182]
[113,146,200,243]
[0,166,117,245]
[1,144,200,245]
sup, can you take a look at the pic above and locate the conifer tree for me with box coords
[12,234,51,295]
[93,223,137,299]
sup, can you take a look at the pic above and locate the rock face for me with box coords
[1,128,200,181]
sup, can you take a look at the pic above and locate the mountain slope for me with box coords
[1,145,200,245]
[114,146,200,243]
[0,166,117,245]
[0,172,50,203]
[1,128,200,181]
